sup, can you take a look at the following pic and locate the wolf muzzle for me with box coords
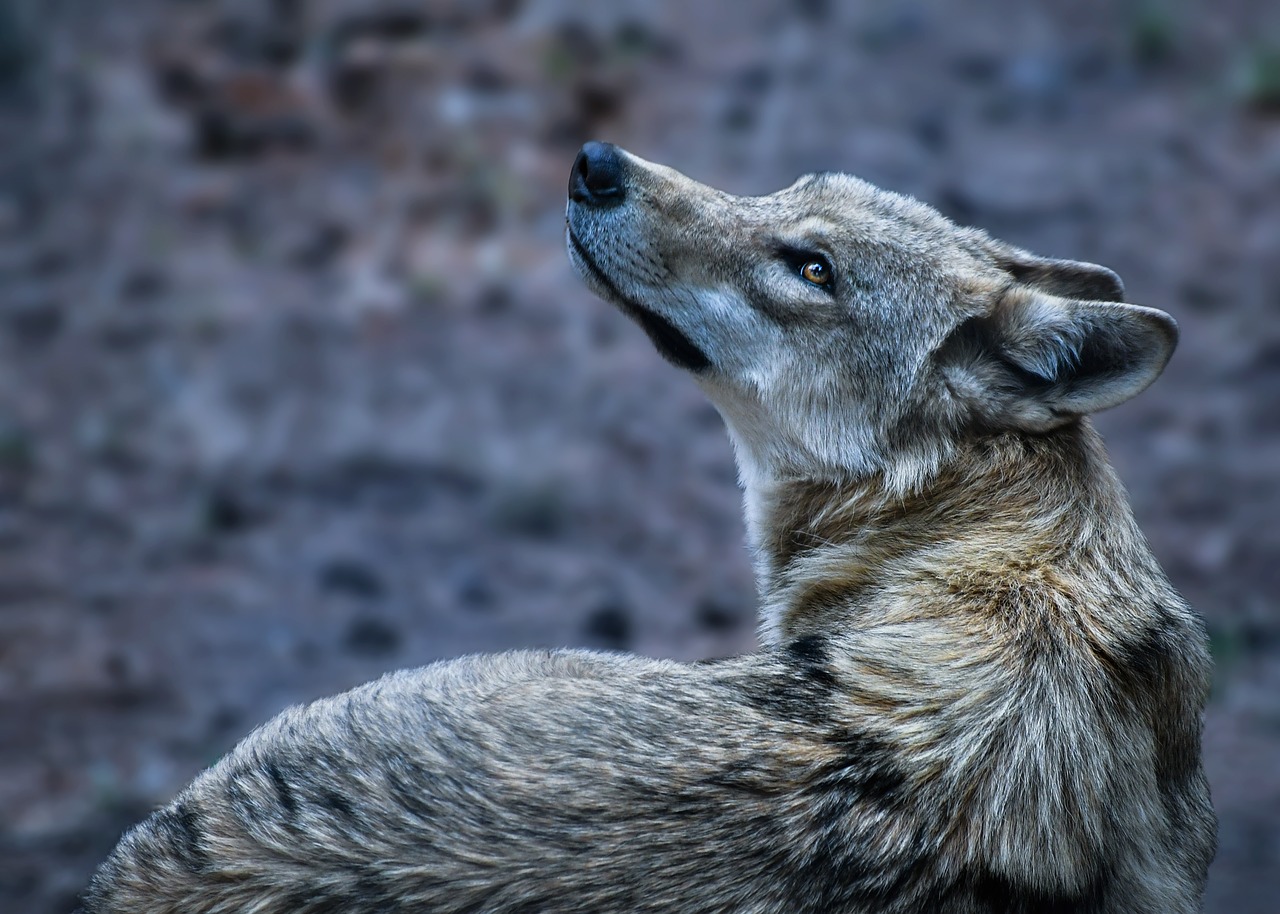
[565,142,712,372]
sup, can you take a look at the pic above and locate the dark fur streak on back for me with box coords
[739,656,834,727]
[266,758,300,819]
[791,794,934,911]
[786,634,837,687]
[322,788,358,821]
[384,756,435,821]
[155,800,209,873]
[818,728,907,804]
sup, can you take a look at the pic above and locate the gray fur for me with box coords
[83,145,1214,913]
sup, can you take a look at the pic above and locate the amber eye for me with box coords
[800,260,831,286]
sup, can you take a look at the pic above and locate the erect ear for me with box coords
[939,286,1178,432]
[986,239,1125,303]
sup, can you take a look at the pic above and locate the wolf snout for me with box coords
[570,141,626,206]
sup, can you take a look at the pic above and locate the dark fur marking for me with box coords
[818,728,908,806]
[964,866,1110,914]
[384,756,436,822]
[1111,607,1205,812]
[735,655,909,816]
[266,758,300,818]
[736,642,878,735]
[787,633,830,666]
[738,665,832,728]
[790,795,934,911]
[1114,607,1176,684]
[224,760,272,823]
[154,801,208,873]
[322,789,358,821]
[786,634,839,688]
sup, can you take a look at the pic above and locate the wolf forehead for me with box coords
[640,166,975,263]
[763,173,1019,286]
[765,171,961,238]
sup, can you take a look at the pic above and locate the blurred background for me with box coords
[0,0,1276,910]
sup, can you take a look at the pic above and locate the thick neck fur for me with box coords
[750,420,1163,648]
[744,420,1211,896]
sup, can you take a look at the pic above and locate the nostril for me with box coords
[569,141,626,206]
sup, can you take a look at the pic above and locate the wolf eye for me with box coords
[800,259,832,286]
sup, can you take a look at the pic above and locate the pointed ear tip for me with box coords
[1124,307,1178,384]
[1141,306,1180,352]
[1100,268,1125,302]
[1111,301,1177,338]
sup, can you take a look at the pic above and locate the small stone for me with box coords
[204,486,258,535]
[583,601,633,650]
[695,596,743,633]
[343,615,401,657]
[452,566,495,612]
[319,558,386,599]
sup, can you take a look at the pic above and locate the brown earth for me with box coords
[0,1,1277,911]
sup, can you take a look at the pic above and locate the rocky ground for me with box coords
[0,1,1277,911]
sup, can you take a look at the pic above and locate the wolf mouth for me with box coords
[567,227,712,373]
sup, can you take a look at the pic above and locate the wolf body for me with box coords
[83,143,1214,913]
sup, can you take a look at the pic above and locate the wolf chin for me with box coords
[82,142,1215,914]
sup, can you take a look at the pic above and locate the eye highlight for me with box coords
[775,243,836,292]
[800,260,832,286]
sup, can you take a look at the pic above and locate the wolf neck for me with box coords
[743,421,1148,646]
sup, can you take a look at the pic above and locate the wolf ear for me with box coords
[940,287,1178,432]
[986,240,1125,303]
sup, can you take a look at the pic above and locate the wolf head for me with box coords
[565,142,1176,494]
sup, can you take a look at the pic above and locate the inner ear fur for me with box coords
[987,239,1126,303]
[940,286,1178,432]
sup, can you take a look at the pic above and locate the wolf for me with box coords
[82,142,1214,913]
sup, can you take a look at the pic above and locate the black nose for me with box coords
[570,141,626,206]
